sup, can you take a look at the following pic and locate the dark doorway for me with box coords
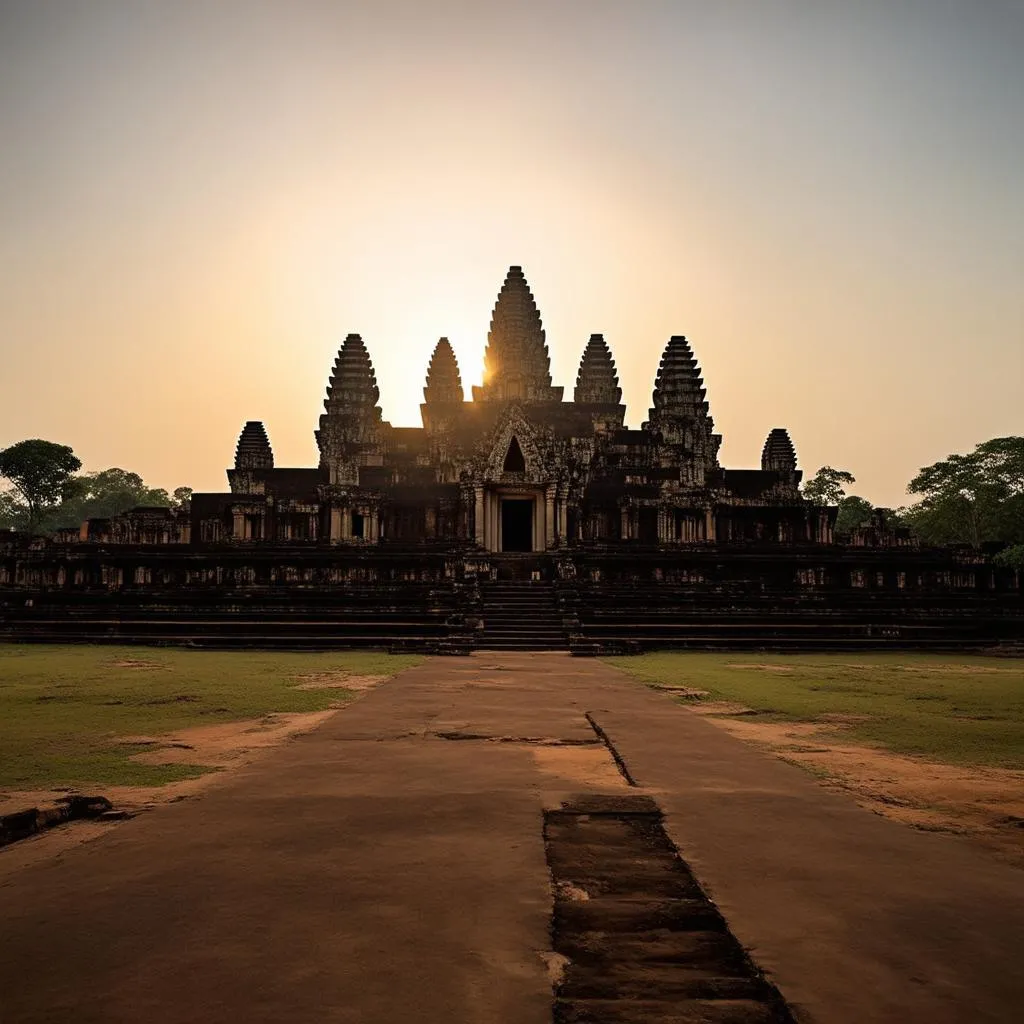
[501,499,533,552]
[638,507,658,544]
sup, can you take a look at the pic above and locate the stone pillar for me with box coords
[329,508,343,542]
[425,506,438,540]
[620,508,631,541]
[474,487,485,547]
[545,487,555,549]
[704,509,715,542]
[658,508,670,543]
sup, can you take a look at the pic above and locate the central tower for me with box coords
[472,266,563,403]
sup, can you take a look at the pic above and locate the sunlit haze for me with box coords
[1,1,1021,507]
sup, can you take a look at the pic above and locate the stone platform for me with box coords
[1,654,1022,1023]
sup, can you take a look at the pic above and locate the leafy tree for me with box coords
[993,544,1024,572]
[903,437,1024,548]
[172,486,193,508]
[835,495,874,534]
[803,466,855,506]
[0,489,22,531]
[0,440,82,532]
[44,468,171,530]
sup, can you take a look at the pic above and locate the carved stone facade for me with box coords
[2,266,1020,649]
[191,266,832,552]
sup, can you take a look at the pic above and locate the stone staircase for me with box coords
[479,580,566,650]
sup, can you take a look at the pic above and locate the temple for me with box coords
[1,267,1020,651]
[194,266,832,550]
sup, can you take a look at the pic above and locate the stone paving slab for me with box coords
[0,653,1022,1023]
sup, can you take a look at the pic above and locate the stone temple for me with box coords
[2,266,1020,651]
[201,266,832,551]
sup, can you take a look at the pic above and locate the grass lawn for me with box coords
[0,646,421,789]
[607,652,1024,769]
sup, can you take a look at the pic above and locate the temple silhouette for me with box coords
[1,267,1019,650]
[202,266,831,551]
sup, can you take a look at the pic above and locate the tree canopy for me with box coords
[902,436,1024,548]
[803,466,855,506]
[52,468,173,529]
[0,440,82,532]
[0,440,189,535]
[834,495,874,534]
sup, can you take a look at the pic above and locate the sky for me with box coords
[0,0,1021,507]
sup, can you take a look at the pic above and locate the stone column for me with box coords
[704,509,715,542]
[545,487,555,549]
[474,486,485,547]
[620,508,631,541]
[657,508,670,543]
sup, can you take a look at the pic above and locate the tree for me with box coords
[903,437,1024,548]
[44,468,171,530]
[993,544,1024,572]
[803,466,855,506]
[835,495,874,534]
[0,440,82,533]
[0,489,22,531]
[172,486,193,508]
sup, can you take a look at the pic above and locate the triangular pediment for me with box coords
[482,406,545,482]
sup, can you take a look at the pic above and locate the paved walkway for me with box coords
[1,653,1022,1023]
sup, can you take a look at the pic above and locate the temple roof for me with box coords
[761,428,797,472]
[234,421,274,470]
[323,333,381,416]
[648,336,712,422]
[477,266,559,401]
[423,337,463,404]
[574,334,622,405]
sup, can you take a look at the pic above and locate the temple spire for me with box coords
[423,337,463,404]
[644,335,722,478]
[322,333,380,416]
[234,421,273,470]
[316,333,385,478]
[648,335,710,420]
[475,266,562,402]
[574,334,622,404]
[761,428,797,472]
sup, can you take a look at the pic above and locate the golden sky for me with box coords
[1,1,1021,507]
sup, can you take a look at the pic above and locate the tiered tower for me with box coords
[234,421,273,469]
[421,337,465,435]
[644,335,722,486]
[761,428,797,472]
[315,333,385,484]
[473,266,563,403]
[574,333,626,432]
[574,334,622,404]
[422,338,464,405]
[227,421,273,493]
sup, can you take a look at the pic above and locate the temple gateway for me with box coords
[2,266,1019,651]
[204,266,832,551]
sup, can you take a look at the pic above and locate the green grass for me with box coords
[606,652,1024,769]
[0,646,422,789]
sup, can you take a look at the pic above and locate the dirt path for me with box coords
[1,653,1023,1024]
[684,700,1024,867]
